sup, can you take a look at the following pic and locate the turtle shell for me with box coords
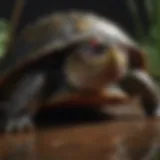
[0,11,144,85]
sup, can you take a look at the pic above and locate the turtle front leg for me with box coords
[118,70,159,117]
[0,72,46,132]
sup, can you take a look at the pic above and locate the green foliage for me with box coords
[0,19,10,58]
[127,0,160,77]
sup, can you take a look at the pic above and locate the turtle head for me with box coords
[64,38,129,90]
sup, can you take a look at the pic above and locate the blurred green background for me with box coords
[127,0,160,78]
[0,19,10,58]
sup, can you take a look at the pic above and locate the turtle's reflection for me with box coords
[1,133,37,160]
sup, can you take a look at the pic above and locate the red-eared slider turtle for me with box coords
[0,11,158,132]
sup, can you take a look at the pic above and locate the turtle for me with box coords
[0,10,159,132]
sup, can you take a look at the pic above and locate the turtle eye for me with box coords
[78,39,106,56]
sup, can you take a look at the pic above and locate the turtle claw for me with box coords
[5,116,34,133]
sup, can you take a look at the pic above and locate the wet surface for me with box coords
[0,87,159,159]
[0,99,160,160]
[0,118,160,160]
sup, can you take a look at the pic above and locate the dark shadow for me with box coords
[34,105,114,128]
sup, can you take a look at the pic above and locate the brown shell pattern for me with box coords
[18,11,137,59]
[0,11,138,77]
